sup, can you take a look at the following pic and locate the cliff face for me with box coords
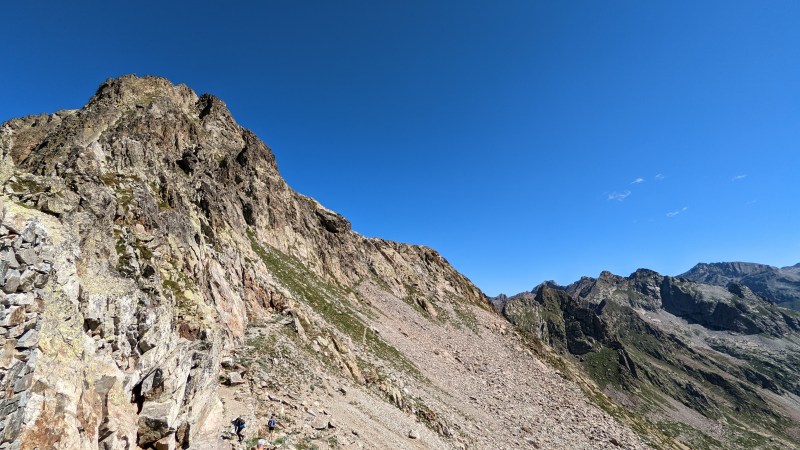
[500,269,800,449]
[0,76,651,450]
[0,76,479,449]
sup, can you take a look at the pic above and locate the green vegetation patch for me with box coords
[583,347,624,388]
[452,303,480,334]
[656,421,722,450]
[247,230,422,378]
[6,176,46,195]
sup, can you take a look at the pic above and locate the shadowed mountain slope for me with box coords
[498,269,800,450]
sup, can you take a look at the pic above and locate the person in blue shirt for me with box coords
[268,414,279,441]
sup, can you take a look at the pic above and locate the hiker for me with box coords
[256,438,267,450]
[268,413,280,440]
[231,416,246,442]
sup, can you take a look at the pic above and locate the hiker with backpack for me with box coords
[231,416,246,442]
[268,413,281,440]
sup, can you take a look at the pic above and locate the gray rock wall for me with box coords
[0,208,53,448]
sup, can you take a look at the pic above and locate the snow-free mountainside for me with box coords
[1,76,798,449]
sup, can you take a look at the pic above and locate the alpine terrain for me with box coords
[681,262,800,311]
[1,75,798,450]
[496,268,800,449]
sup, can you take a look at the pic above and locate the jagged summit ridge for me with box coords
[2,74,474,299]
[15,75,276,178]
[681,261,800,310]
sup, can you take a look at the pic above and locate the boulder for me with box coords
[221,356,235,369]
[312,416,330,430]
[227,371,245,386]
[138,401,178,447]
[154,434,176,450]
[20,222,37,243]
[2,269,20,293]
[17,269,35,292]
[15,247,38,265]
[15,329,39,349]
[1,249,20,270]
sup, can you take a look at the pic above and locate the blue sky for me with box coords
[3,1,799,295]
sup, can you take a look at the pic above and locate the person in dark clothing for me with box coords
[268,413,279,440]
[231,416,246,442]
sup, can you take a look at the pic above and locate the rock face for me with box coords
[0,76,483,449]
[500,269,800,449]
[681,261,800,310]
[0,76,654,450]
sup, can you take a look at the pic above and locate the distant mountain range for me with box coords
[680,262,800,311]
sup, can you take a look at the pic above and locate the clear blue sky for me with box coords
[3,1,799,295]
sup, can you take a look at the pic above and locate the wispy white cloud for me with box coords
[666,207,688,217]
[732,174,747,181]
[654,174,665,181]
[608,191,631,201]
[631,177,644,184]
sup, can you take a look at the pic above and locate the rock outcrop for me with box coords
[0,75,483,449]
[0,75,652,450]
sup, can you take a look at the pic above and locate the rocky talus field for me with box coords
[0,75,797,450]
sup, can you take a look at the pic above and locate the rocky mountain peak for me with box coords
[681,261,776,283]
[91,75,200,112]
[1,75,503,450]
[598,270,618,280]
[682,261,800,310]
[629,268,661,280]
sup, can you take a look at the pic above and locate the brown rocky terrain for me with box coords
[0,75,656,450]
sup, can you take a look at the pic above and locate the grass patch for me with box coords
[583,347,624,388]
[656,421,722,450]
[159,269,214,335]
[729,427,785,450]
[247,230,422,379]
[6,176,45,195]
[402,283,435,317]
[452,303,480,334]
